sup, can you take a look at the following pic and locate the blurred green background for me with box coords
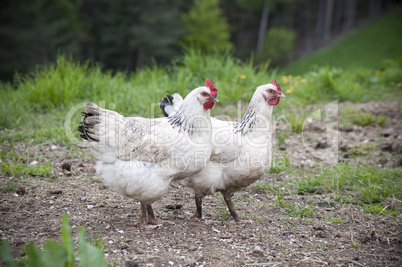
[1,0,401,80]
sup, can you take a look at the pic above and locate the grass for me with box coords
[341,107,389,127]
[286,112,306,134]
[0,147,57,192]
[291,163,402,217]
[274,197,314,219]
[1,48,401,145]
[284,8,402,74]
[269,152,292,174]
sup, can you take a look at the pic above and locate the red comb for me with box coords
[205,79,218,97]
[271,80,282,92]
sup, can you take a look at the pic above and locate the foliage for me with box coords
[0,0,82,80]
[285,8,402,74]
[0,53,400,145]
[94,0,185,71]
[0,214,107,267]
[182,0,233,53]
[257,27,296,66]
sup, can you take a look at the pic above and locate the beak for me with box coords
[212,96,219,102]
[278,92,285,98]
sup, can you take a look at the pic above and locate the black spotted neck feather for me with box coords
[234,99,258,135]
[168,100,210,135]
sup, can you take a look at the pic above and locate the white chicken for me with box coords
[78,80,218,228]
[159,81,284,222]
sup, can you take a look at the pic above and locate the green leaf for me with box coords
[61,214,75,267]
[42,240,68,267]
[0,240,18,267]
[25,243,44,267]
[78,227,106,267]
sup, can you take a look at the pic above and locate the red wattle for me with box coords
[268,98,280,106]
[203,101,215,109]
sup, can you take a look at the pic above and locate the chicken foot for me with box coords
[146,204,175,226]
[134,203,174,229]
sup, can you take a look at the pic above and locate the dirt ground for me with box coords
[1,101,402,266]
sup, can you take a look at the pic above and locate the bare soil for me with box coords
[1,101,402,266]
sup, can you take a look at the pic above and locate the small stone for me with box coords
[79,196,86,201]
[165,203,183,210]
[105,225,111,230]
[315,141,328,149]
[267,256,273,261]
[61,162,72,171]
[305,159,315,166]
[50,189,63,195]
[87,205,94,210]
[50,145,57,151]
[340,126,353,132]
[253,245,264,255]
[30,160,38,166]
[379,142,393,152]
[125,261,139,267]
[177,214,186,220]
[16,186,26,195]
[168,261,174,266]
[212,227,220,233]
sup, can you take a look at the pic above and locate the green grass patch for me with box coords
[1,159,54,179]
[284,8,402,74]
[286,112,305,134]
[0,149,57,192]
[341,108,389,127]
[293,163,402,216]
[269,152,292,174]
[274,197,314,219]
[360,204,398,218]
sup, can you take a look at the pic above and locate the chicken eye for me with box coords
[201,92,208,96]
[269,89,274,93]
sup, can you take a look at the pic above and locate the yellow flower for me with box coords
[281,76,288,84]
[300,79,306,83]
[289,85,294,90]
[397,82,401,87]
[375,70,382,75]
[288,75,293,79]
[286,89,292,94]
[296,75,301,79]
[240,74,246,79]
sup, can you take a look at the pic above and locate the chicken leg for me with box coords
[191,195,220,224]
[221,190,252,224]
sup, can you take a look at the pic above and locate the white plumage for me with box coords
[78,82,218,228]
[159,81,285,222]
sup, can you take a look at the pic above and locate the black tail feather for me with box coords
[158,94,174,117]
[77,112,99,142]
